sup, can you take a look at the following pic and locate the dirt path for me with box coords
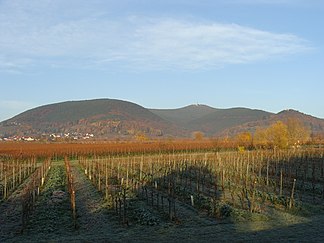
[70,161,119,238]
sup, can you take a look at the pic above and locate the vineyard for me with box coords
[1,143,324,241]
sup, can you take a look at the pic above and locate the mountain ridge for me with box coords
[1,99,324,139]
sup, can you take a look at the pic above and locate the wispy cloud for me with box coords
[0,0,312,72]
[127,19,310,70]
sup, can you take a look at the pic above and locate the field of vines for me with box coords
[1,143,324,241]
[78,149,324,222]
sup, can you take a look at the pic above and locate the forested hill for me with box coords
[0,99,184,138]
[1,99,324,139]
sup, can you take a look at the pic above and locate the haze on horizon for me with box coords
[0,0,323,121]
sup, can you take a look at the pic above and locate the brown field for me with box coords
[0,140,222,158]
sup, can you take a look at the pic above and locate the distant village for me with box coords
[0,132,95,142]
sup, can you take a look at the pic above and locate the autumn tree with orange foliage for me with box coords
[253,118,310,149]
[234,132,253,149]
[192,131,204,141]
[286,118,310,146]
[254,127,268,149]
[266,121,288,149]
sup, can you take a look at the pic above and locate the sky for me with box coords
[1,0,324,121]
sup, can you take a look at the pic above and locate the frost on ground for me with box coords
[1,161,324,242]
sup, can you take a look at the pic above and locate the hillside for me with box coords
[151,106,272,135]
[150,104,218,125]
[0,99,183,138]
[1,99,324,140]
[222,109,324,136]
[187,108,272,135]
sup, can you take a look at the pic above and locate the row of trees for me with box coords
[235,118,311,149]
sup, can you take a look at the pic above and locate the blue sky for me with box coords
[1,0,324,121]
